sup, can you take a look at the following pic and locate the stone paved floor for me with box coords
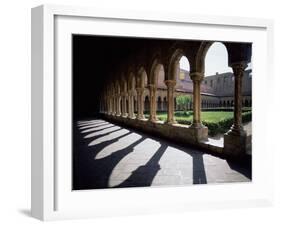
[73,119,251,190]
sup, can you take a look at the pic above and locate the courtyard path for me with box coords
[73,119,251,190]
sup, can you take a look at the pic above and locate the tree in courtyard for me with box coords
[176,95,191,113]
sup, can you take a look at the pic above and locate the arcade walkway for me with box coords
[73,119,251,190]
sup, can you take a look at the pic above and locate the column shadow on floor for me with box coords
[191,153,207,184]
[113,143,168,188]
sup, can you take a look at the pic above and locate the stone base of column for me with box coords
[149,116,158,123]
[128,114,136,119]
[190,122,204,129]
[137,115,145,120]
[225,124,246,137]
[165,119,177,125]
[189,125,208,142]
[223,132,247,157]
[121,113,128,118]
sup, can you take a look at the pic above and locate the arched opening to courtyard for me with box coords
[201,41,252,144]
[165,50,193,126]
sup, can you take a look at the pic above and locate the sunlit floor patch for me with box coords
[95,132,142,159]
[88,128,130,146]
[84,126,121,139]
[77,119,104,124]
[81,123,115,133]
[78,122,109,130]
[77,120,105,126]
[153,146,194,186]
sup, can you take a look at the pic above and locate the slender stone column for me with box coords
[223,62,247,156]
[114,96,117,115]
[136,87,145,120]
[116,95,121,116]
[148,84,158,122]
[125,94,128,117]
[105,97,109,114]
[108,96,112,115]
[110,97,113,115]
[190,72,204,128]
[111,97,114,115]
[121,92,128,117]
[131,94,136,118]
[111,96,114,115]
[127,90,135,119]
[164,80,176,124]
[127,91,132,118]
[227,63,247,136]
[112,96,116,115]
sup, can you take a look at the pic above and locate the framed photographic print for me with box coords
[31,4,274,221]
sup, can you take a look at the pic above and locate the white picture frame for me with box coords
[31,4,274,221]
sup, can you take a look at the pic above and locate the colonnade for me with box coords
[99,41,251,155]
[101,63,248,129]
[101,69,248,131]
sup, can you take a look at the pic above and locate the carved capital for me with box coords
[231,62,247,77]
[127,90,134,96]
[148,84,157,92]
[164,80,176,88]
[121,92,128,97]
[136,87,145,94]
[189,72,204,82]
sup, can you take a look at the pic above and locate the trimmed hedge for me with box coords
[174,111,192,117]
[147,111,252,136]
[203,111,252,136]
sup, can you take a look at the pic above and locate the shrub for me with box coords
[158,116,166,121]
[176,119,192,125]
[174,111,192,117]
[202,121,221,136]
[242,107,252,112]
[176,95,191,111]
[148,110,252,136]
[242,111,252,122]
[203,111,252,136]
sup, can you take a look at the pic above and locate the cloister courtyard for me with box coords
[72,35,252,190]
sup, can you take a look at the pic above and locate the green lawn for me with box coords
[145,111,234,123]
[143,110,251,136]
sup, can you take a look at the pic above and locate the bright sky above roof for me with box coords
[179,42,251,77]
